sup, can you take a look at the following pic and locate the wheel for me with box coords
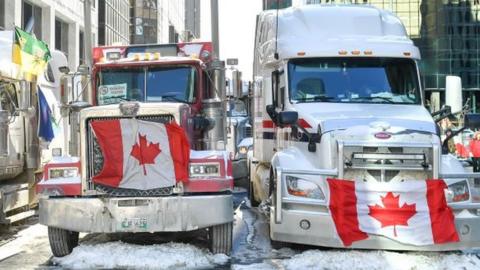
[48,226,79,257]
[209,222,232,255]
[249,180,260,207]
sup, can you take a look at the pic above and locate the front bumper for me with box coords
[271,203,480,251]
[39,194,233,233]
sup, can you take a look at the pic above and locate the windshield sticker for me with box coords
[98,83,127,105]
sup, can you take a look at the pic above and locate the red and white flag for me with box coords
[327,179,459,246]
[90,119,190,190]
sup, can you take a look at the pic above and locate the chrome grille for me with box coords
[86,115,174,195]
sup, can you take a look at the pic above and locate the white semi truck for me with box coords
[0,30,67,224]
[250,5,480,250]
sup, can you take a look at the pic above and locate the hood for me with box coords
[294,103,437,134]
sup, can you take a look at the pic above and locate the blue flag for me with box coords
[38,87,54,142]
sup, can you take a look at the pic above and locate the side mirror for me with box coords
[278,111,298,127]
[465,114,480,129]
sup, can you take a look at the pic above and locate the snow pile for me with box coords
[53,241,229,269]
[281,250,480,270]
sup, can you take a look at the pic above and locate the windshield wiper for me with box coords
[350,96,395,104]
[295,96,337,102]
[102,95,132,102]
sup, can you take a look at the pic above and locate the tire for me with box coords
[209,222,233,255]
[48,226,79,257]
[249,181,260,207]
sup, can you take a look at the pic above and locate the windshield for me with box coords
[288,58,421,104]
[96,66,196,105]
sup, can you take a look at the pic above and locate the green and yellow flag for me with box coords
[12,27,51,76]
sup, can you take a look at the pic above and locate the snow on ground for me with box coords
[281,249,480,270]
[0,223,47,261]
[231,248,480,270]
[52,241,229,269]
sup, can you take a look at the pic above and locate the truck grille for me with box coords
[86,115,174,196]
[341,143,434,182]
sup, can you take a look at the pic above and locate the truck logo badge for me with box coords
[374,132,391,139]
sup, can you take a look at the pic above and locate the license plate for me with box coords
[119,217,148,230]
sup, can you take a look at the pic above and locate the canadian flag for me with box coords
[90,119,190,190]
[327,179,459,246]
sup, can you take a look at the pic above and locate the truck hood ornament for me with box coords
[119,101,140,116]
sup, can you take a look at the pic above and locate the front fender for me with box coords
[271,146,318,172]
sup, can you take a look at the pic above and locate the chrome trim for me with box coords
[275,168,283,224]
[342,141,433,148]
[352,153,425,160]
[440,173,480,179]
[433,144,439,179]
[349,164,430,171]
[281,169,338,176]
[338,141,344,179]
[282,197,326,206]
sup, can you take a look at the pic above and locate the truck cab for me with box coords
[250,5,480,250]
[38,42,234,256]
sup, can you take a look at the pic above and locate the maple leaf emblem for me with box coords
[368,192,417,237]
[130,133,161,175]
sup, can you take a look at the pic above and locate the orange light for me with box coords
[144,53,151,60]
[190,53,199,59]
[297,51,306,56]
[351,50,361,55]
[403,52,411,56]
[133,54,140,61]
[153,52,161,60]
[288,188,308,197]
[338,50,348,55]
[364,50,373,55]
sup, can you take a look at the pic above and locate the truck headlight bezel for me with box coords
[48,167,79,179]
[285,175,325,201]
[446,180,470,202]
[189,162,221,178]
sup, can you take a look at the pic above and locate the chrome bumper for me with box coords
[270,205,480,251]
[39,195,233,233]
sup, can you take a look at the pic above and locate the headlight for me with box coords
[49,168,78,179]
[238,146,248,155]
[189,163,221,177]
[286,175,325,200]
[446,180,470,202]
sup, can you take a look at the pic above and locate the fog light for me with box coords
[299,219,310,230]
[461,224,470,235]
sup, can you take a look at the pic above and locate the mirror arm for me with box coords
[294,123,321,152]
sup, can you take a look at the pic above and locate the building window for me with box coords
[22,1,42,38]
[79,31,85,65]
[55,18,69,56]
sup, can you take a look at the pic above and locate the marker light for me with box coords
[338,50,348,55]
[351,50,361,55]
[133,54,140,61]
[153,52,161,60]
[364,50,373,55]
[297,51,306,56]
[403,52,411,56]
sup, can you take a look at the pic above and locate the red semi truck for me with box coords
[37,42,234,256]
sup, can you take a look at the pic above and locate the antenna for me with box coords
[274,0,279,60]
